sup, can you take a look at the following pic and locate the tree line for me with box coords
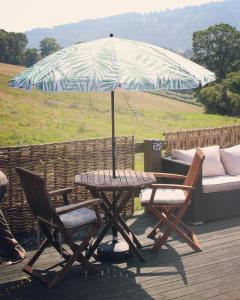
[0,29,61,67]
[192,23,240,116]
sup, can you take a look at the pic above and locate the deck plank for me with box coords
[1,213,240,300]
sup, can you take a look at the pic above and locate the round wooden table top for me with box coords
[75,169,156,191]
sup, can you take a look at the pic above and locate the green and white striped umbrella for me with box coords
[10,36,215,178]
[10,37,215,91]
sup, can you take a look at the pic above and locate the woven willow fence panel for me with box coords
[0,136,134,234]
[164,125,240,155]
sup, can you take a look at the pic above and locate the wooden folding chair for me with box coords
[16,167,102,288]
[140,148,205,252]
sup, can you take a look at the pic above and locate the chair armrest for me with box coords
[49,187,73,205]
[153,172,186,180]
[149,183,194,191]
[49,187,73,197]
[56,199,102,215]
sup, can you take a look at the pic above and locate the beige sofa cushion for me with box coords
[172,146,226,177]
[172,148,195,163]
[202,175,240,193]
[220,145,240,176]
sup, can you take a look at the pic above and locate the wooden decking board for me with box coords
[1,213,240,300]
[163,272,240,300]
[0,234,238,284]
[7,245,240,299]
[0,226,239,280]
[79,247,240,299]
[2,231,240,287]
[125,257,240,299]
[207,288,240,300]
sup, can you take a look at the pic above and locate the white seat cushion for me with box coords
[202,175,240,193]
[140,188,186,205]
[220,145,240,176]
[60,207,96,229]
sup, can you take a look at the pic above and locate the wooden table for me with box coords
[75,169,156,262]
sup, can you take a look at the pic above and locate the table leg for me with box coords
[88,188,144,262]
[117,214,142,248]
[113,219,145,262]
[86,215,114,260]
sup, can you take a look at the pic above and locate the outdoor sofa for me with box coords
[162,145,240,224]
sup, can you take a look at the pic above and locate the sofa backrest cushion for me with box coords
[220,145,240,176]
[172,146,226,177]
[171,148,195,163]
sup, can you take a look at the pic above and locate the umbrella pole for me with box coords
[111,90,116,178]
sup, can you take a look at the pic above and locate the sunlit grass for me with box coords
[1,63,238,149]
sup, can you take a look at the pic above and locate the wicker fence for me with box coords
[164,125,240,155]
[0,136,134,234]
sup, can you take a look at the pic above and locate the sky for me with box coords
[1,0,223,32]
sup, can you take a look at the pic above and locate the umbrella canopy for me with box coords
[10,37,215,92]
[10,36,216,178]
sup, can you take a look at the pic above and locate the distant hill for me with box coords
[26,0,240,52]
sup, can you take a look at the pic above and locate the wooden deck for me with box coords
[1,212,240,300]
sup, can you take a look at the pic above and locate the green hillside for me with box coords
[0,63,238,147]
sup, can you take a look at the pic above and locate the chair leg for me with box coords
[152,227,172,251]
[24,237,49,268]
[151,207,202,252]
[48,250,79,288]
[23,237,53,286]
[147,207,174,239]
[147,220,162,239]
[164,219,201,252]
[178,221,201,250]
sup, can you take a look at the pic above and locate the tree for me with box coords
[196,72,240,116]
[24,48,41,67]
[7,32,28,65]
[0,29,27,65]
[0,30,8,62]
[40,37,61,58]
[192,24,240,80]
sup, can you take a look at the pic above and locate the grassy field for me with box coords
[0,63,238,148]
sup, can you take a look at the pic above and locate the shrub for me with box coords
[196,72,240,116]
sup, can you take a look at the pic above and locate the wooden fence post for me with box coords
[144,139,163,172]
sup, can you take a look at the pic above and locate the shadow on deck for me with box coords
[1,212,240,300]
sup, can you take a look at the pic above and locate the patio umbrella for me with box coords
[10,34,216,178]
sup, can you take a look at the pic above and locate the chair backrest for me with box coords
[184,148,205,189]
[16,167,56,223]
